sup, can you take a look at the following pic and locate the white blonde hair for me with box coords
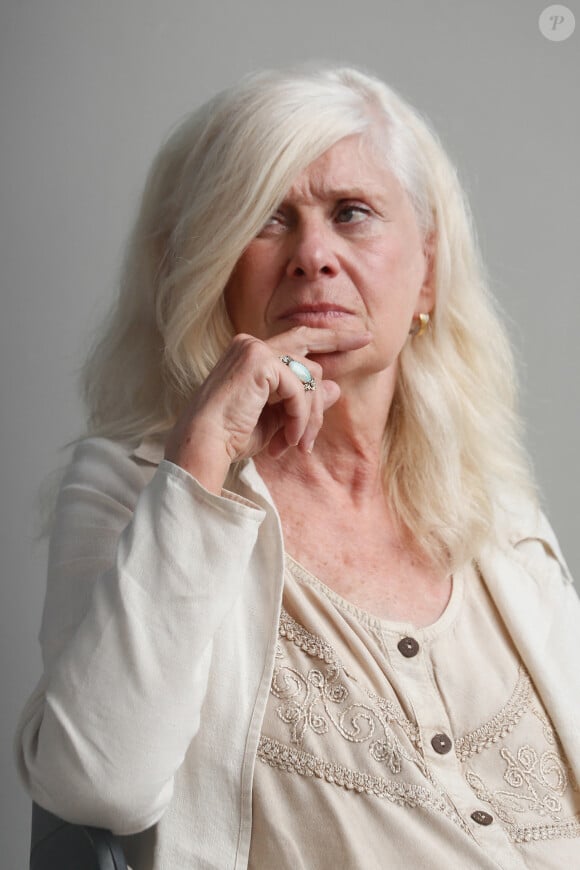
[82,65,535,567]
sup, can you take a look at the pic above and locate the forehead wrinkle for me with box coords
[279,138,401,211]
[280,179,396,215]
[271,160,418,240]
[281,174,393,209]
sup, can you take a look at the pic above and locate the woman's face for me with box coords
[225,134,435,383]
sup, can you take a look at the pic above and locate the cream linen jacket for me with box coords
[16,437,580,870]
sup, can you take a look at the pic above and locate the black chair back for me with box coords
[30,803,128,870]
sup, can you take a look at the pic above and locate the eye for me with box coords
[257,210,287,237]
[335,204,372,224]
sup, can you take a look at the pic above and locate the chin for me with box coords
[311,351,366,378]
[316,350,396,384]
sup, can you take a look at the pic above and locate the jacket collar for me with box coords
[130,436,166,465]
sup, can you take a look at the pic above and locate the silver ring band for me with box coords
[280,355,317,391]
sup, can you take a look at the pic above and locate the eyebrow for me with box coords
[326,186,384,200]
[280,185,389,206]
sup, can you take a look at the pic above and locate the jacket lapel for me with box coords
[478,541,580,785]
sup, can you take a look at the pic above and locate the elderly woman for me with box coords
[16,67,580,869]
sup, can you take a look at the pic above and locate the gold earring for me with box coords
[409,313,430,337]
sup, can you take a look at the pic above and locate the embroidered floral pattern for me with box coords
[262,607,580,847]
[274,608,425,778]
[460,672,580,843]
[465,761,580,843]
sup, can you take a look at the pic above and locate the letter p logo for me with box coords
[539,5,576,40]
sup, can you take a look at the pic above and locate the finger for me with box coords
[264,375,339,458]
[272,354,339,451]
[269,361,314,447]
[298,380,340,454]
[320,379,341,410]
[269,325,372,359]
[273,351,324,386]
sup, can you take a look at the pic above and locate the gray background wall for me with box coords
[1,0,578,864]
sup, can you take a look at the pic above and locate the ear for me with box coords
[415,229,436,315]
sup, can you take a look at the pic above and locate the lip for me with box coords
[277,303,355,320]
[281,312,355,329]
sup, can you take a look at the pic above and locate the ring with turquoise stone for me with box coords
[279,355,317,391]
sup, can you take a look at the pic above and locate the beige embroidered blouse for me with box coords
[248,555,580,870]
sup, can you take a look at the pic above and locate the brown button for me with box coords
[431,733,452,754]
[471,810,493,826]
[397,637,420,658]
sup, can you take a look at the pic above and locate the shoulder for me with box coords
[49,436,166,536]
[490,486,573,585]
[62,435,263,520]
[64,436,163,497]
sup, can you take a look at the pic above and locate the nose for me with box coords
[285,218,340,280]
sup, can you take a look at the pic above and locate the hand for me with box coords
[164,325,371,493]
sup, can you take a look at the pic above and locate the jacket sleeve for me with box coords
[15,437,265,835]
